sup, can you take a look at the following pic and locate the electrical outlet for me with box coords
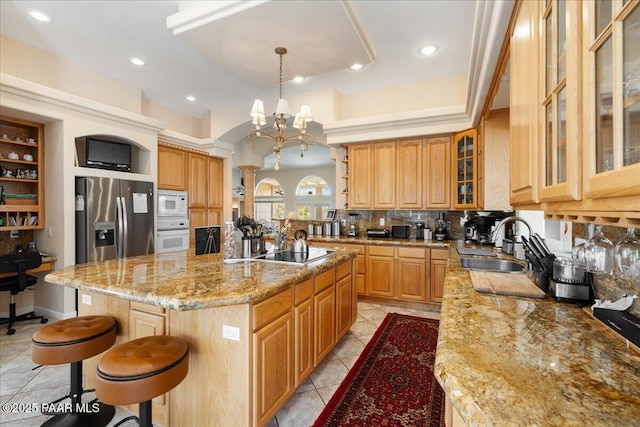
[379,217,385,226]
[222,325,240,341]
[81,294,92,305]
[10,230,19,238]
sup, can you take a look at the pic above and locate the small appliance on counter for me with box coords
[347,213,359,237]
[391,225,410,239]
[366,228,389,238]
[434,213,451,241]
[476,215,497,245]
[464,220,478,241]
[549,257,592,303]
[416,222,425,239]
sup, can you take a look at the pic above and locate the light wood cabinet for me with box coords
[335,260,352,341]
[347,144,372,209]
[579,1,640,209]
[293,279,313,388]
[158,145,187,191]
[207,157,223,209]
[452,129,480,209]
[510,0,542,206]
[539,0,582,203]
[429,248,448,304]
[158,147,224,247]
[373,141,397,209]
[0,116,45,230]
[188,153,207,208]
[253,311,293,426]
[481,110,512,211]
[366,246,394,297]
[314,286,336,366]
[396,247,427,302]
[424,136,451,209]
[397,138,423,209]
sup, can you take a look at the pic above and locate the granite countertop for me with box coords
[44,248,359,311]
[435,243,640,426]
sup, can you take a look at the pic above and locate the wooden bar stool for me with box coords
[31,315,117,427]
[95,335,189,427]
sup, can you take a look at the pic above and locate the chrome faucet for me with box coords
[491,216,532,243]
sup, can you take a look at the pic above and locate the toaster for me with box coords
[391,225,410,238]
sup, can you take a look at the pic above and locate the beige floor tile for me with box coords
[340,356,360,370]
[295,377,315,393]
[316,384,339,405]
[308,359,349,389]
[331,335,365,359]
[358,308,388,324]
[348,318,378,339]
[275,389,325,427]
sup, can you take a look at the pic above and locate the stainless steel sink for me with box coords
[460,258,525,273]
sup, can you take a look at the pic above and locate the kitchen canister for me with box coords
[324,222,332,236]
[223,221,236,259]
[308,223,315,235]
[333,221,340,236]
[315,224,324,235]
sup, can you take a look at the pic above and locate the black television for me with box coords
[84,138,131,172]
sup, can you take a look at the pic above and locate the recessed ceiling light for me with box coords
[26,8,52,23]
[128,57,146,66]
[185,95,196,102]
[419,44,438,55]
[293,76,305,83]
[350,63,363,71]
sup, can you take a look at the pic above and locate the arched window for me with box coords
[294,176,332,219]
[254,178,284,220]
[295,176,331,196]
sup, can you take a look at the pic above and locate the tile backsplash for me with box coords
[0,230,34,255]
[285,210,467,241]
[573,224,639,318]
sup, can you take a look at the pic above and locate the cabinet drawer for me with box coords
[295,279,313,306]
[253,288,293,331]
[398,247,425,259]
[314,267,335,294]
[336,260,351,281]
[431,248,449,260]
[130,301,166,315]
[368,245,394,257]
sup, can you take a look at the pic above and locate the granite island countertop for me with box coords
[44,247,359,311]
[435,244,640,426]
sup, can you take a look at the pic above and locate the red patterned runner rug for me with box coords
[313,313,445,427]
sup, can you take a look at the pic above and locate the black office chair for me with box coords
[0,252,48,335]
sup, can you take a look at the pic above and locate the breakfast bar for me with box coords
[435,247,640,426]
[45,248,359,427]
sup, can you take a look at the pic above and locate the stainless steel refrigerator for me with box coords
[75,176,154,263]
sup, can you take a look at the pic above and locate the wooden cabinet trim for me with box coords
[314,267,336,294]
[252,288,293,331]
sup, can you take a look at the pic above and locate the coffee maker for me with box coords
[476,215,497,245]
[416,222,425,239]
[434,213,451,241]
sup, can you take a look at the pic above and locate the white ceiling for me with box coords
[0,0,513,169]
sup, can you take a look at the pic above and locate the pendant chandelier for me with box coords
[248,47,315,171]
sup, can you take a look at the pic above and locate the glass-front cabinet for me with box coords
[452,128,478,209]
[540,0,581,202]
[583,1,640,201]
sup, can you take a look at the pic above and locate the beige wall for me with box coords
[0,35,142,113]
[141,96,202,137]
[339,74,468,120]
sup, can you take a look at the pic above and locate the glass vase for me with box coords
[614,227,640,280]
[584,225,614,274]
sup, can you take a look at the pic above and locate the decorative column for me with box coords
[238,165,260,218]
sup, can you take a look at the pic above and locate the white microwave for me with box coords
[158,190,188,218]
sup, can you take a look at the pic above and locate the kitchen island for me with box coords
[44,248,359,427]
[435,246,640,426]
